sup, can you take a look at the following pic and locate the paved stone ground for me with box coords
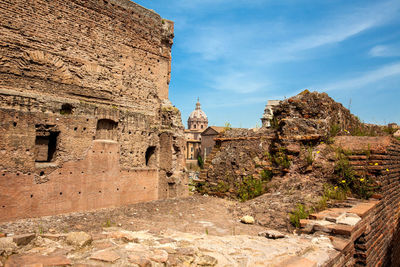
[0,195,339,266]
[2,228,338,266]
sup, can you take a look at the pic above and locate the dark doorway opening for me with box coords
[145,146,156,167]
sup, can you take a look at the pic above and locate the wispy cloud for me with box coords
[180,0,400,67]
[314,62,400,91]
[369,44,400,57]
[210,70,269,94]
[283,0,400,53]
[173,0,265,10]
[206,96,268,108]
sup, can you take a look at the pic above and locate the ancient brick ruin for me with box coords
[299,136,400,266]
[198,91,400,265]
[0,0,187,222]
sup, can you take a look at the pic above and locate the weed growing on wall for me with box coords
[334,151,379,199]
[305,146,314,166]
[323,184,347,200]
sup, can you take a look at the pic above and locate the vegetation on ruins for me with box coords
[289,204,310,228]
[333,151,379,199]
[223,122,232,132]
[271,148,291,170]
[383,125,398,135]
[236,175,268,202]
[197,155,204,169]
[304,146,314,166]
[260,169,273,181]
[270,117,280,129]
[323,184,347,201]
[329,123,341,138]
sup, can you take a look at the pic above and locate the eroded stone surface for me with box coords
[90,250,120,263]
[2,228,337,266]
[66,232,92,248]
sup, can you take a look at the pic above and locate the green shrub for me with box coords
[195,181,209,195]
[236,176,267,202]
[260,169,273,181]
[289,204,310,228]
[216,181,230,193]
[272,148,291,169]
[334,152,379,199]
[330,123,341,137]
[323,184,347,200]
[314,196,329,212]
[383,126,397,135]
[334,153,355,191]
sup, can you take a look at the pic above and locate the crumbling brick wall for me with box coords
[0,0,187,222]
[199,92,388,198]
[333,136,400,266]
[198,128,275,198]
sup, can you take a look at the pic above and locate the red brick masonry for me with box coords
[301,136,400,266]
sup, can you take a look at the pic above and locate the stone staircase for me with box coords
[299,198,380,266]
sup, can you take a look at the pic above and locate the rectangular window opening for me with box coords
[35,131,59,162]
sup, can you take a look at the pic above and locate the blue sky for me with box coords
[135,0,400,128]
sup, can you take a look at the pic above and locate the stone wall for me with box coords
[0,0,187,222]
[198,128,275,198]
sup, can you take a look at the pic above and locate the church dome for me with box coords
[189,103,208,120]
[187,99,208,130]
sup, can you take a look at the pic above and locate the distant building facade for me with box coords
[184,99,208,165]
[201,126,224,160]
[261,100,281,127]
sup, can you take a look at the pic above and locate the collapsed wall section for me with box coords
[0,0,187,222]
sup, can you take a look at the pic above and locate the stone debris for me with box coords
[12,234,35,246]
[4,254,71,267]
[66,232,92,248]
[0,237,17,257]
[240,215,255,224]
[258,229,285,239]
[149,249,169,263]
[0,228,338,266]
[336,213,361,226]
[90,250,121,263]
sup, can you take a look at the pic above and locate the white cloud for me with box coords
[369,45,400,57]
[314,62,400,91]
